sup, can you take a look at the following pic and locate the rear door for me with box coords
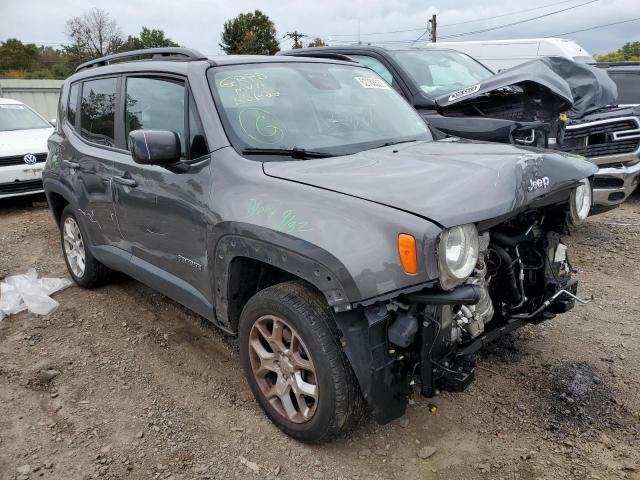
[60,76,121,246]
[111,74,212,291]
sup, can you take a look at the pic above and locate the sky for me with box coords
[1,0,639,56]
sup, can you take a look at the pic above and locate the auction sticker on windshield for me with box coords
[448,84,480,102]
[354,77,390,90]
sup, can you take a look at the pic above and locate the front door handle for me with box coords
[63,160,79,168]
[113,176,137,187]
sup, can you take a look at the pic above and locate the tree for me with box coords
[219,10,279,55]
[307,37,326,48]
[65,8,124,60]
[121,27,179,51]
[0,39,39,73]
[595,41,640,62]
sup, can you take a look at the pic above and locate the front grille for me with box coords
[0,179,43,194]
[593,177,625,189]
[562,118,640,157]
[0,153,47,167]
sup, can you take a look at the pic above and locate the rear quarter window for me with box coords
[67,83,79,127]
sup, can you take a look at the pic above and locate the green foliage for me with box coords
[595,41,640,62]
[0,39,40,72]
[219,10,279,55]
[121,27,180,51]
[0,25,180,79]
[0,39,76,79]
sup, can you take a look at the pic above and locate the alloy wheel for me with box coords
[248,315,319,423]
[63,216,86,278]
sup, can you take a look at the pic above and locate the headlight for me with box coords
[570,179,592,225]
[437,223,479,290]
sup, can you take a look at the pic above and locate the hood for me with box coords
[0,127,53,157]
[435,57,617,119]
[263,139,598,228]
[434,58,573,111]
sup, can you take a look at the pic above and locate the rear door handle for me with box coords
[113,176,137,187]
[63,160,79,168]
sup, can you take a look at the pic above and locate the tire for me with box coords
[238,281,364,443]
[59,205,111,288]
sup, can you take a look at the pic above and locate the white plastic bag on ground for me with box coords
[0,268,72,320]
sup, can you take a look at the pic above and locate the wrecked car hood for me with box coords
[263,139,597,228]
[435,57,617,118]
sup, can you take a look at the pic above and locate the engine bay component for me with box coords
[388,312,418,348]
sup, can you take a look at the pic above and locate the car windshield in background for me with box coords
[0,103,50,131]
[393,50,494,98]
[573,55,597,63]
[207,62,431,158]
[609,73,640,105]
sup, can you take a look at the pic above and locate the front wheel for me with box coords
[238,281,363,443]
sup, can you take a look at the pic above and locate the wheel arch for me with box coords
[212,224,361,332]
[43,178,77,226]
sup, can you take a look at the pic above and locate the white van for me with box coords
[426,38,596,71]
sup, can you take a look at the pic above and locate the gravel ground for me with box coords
[1,192,639,480]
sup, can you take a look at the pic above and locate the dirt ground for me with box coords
[1,192,639,480]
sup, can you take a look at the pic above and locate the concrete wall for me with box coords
[0,79,63,121]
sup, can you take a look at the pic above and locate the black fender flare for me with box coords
[210,222,361,330]
[42,177,79,218]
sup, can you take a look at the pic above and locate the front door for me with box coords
[111,75,212,294]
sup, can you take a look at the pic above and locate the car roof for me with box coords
[68,50,365,83]
[283,45,458,54]
[0,97,24,105]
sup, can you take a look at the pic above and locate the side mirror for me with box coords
[129,130,181,166]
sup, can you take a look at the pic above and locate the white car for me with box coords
[0,98,54,199]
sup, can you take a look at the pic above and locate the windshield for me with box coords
[609,73,640,105]
[393,50,494,97]
[207,62,431,158]
[0,103,51,131]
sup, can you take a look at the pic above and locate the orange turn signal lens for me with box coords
[397,233,417,275]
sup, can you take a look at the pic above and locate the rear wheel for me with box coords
[59,205,111,288]
[239,281,363,443]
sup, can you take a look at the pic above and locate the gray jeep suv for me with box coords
[44,48,596,443]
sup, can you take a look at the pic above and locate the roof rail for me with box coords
[278,51,356,62]
[75,47,207,73]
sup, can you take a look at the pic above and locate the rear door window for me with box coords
[80,77,118,146]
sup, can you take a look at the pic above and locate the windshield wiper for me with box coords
[242,147,334,159]
[363,139,418,152]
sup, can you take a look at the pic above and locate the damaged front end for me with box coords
[425,57,617,150]
[334,205,592,424]
[428,82,567,148]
